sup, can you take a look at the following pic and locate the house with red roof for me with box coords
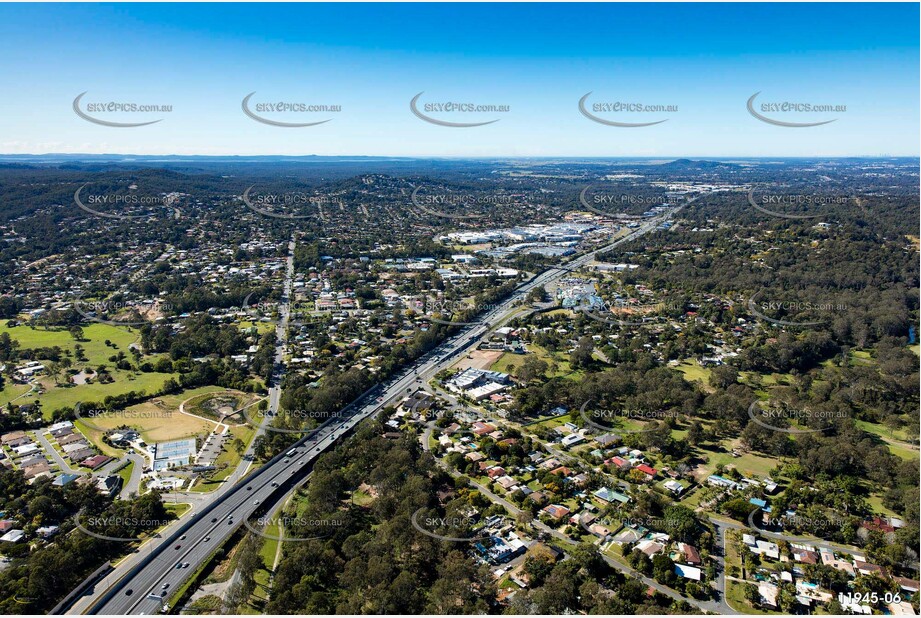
[606,456,631,469]
[635,463,657,480]
[472,422,496,436]
[81,454,113,470]
[861,517,896,534]
[541,504,570,522]
[550,466,573,477]
[678,542,701,565]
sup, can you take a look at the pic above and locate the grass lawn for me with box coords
[0,382,30,406]
[675,359,712,386]
[678,487,706,508]
[165,502,191,518]
[157,385,229,408]
[216,424,256,468]
[0,321,138,355]
[884,441,920,462]
[116,460,135,486]
[490,344,581,380]
[490,352,524,375]
[854,419,916,444]
[563,497,581,511]
[73,419,125,458]
[725,581,779,615]
[82,398,216,444]
[849,349,875,366]
[738,371,781,388]
[0,322,180,418]
[867,493,899,518]
[239,320,275,335]
[351,488,375,507]
[32,371,180,417]
[190,466,236,493]
[522,413,570,430]
[697,443,778,478]
[242,520,280,612]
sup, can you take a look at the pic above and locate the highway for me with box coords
[87,201,689,615]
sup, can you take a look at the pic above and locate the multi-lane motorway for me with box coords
[87,201,689,615]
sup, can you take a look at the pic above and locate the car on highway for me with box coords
[179,535,186,540]
[253,500,260,505]
[125,589,133,596]
[204,537,210,542]
[174,544,181,550]
[182,562,189,569]
[162,583,170,590]
[246,486,252,490]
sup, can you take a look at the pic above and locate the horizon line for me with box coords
[0,153,918,160]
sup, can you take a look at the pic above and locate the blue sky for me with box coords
[0,3,917,157]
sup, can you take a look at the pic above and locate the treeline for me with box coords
[266,422,494,614]
[512,352,918,528]
[141,315,247,360]
[266,420,697,615]
[603,195,918,353]
[0,469,171,614]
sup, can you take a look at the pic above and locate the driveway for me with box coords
[35,430,81,475]
[421,421,722,613]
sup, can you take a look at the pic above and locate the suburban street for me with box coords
[421,421,722,614]
[82,202,693,615]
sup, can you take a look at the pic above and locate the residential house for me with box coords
[674,564,702,581]
[593,487,630,505]
[707,474,741,490]
[541,504,570,522]
[81,455,113,470]
[634,463,657,481]
[758,582,779,608]
[677,542,701,565]
[636,539,665,558]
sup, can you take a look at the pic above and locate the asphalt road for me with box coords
[87,203,689,615]
[421,420,722,614]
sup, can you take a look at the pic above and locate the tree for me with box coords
[516,355,548,383]
[523,545,558,586]
[743,582,760,605]
[527,286,546,304]
[709,364,739,389]
[662,504,699,543]
[687,420,704,446]
[651,553,676,585]
[516,509,534,529]
[224,582,245,613]
[570,336,594,369]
